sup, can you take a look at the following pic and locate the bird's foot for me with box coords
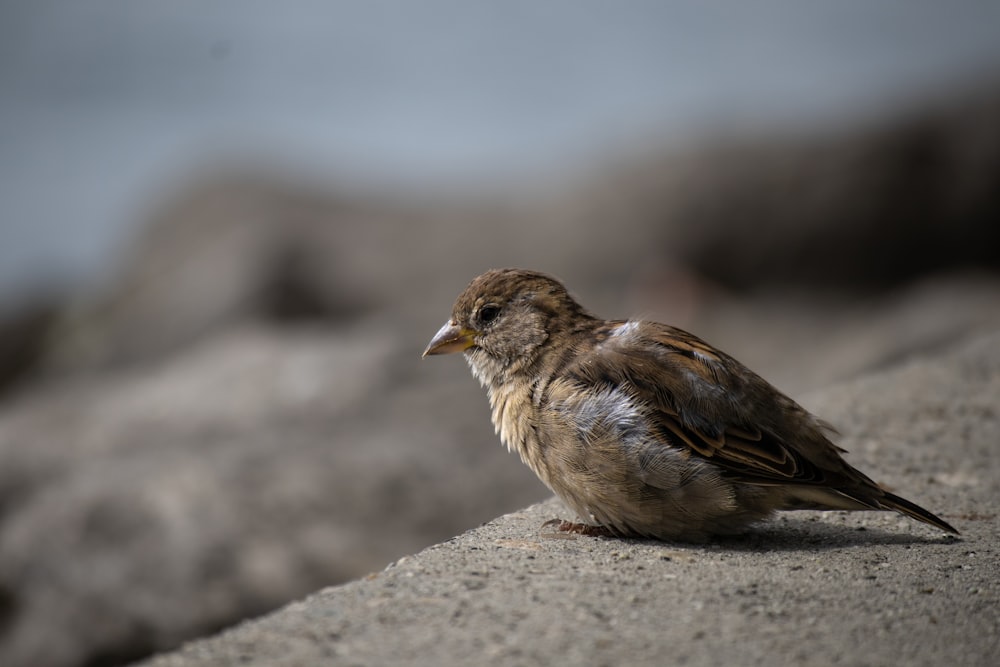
[541,518,615,537]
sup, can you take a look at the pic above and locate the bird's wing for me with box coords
[573,321,864,489]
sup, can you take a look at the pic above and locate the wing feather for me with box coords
[574,321,858,488]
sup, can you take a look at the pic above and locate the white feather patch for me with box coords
[560,384,647,447]
[611,320,641,340]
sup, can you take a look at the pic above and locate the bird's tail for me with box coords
[877,491,959,535]
[783,486,960,535]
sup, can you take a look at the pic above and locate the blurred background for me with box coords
[1,2,999,666]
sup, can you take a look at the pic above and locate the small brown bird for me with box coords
[424,268,958,541]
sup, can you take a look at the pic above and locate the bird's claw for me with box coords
[541,519,615,537]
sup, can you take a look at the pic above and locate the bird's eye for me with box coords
[477,304,501,325]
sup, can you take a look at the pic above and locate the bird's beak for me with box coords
[423,320,477,357]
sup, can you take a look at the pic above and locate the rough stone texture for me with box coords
[0,324,550,667]
[141,329,1000,667]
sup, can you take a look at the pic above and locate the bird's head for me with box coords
[423,268,590,384]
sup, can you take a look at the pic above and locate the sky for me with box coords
[2,0,1000,302]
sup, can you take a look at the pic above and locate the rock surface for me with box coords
[0,324,550,667]
[140,329,1000,667]
[3,282,999,667]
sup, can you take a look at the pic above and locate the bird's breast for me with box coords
[488,382,532,451]
[485,379,549,475]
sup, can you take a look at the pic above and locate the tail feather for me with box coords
[783,486,960,535]
[878,491,960,535]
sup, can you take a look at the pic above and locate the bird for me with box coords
[423,268,958,542]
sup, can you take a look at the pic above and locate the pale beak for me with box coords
[423,320,477,357]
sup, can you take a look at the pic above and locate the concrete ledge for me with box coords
[142,330,1000,667]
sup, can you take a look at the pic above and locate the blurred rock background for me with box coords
[1,3,999,666]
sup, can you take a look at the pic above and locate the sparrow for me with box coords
[423,268,958,542]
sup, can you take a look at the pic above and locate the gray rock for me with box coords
[0,324,548,667]
[2,295,998,667]
[617,84,1000,289]
[3,270,1000,667]
[141,329,1000,667]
